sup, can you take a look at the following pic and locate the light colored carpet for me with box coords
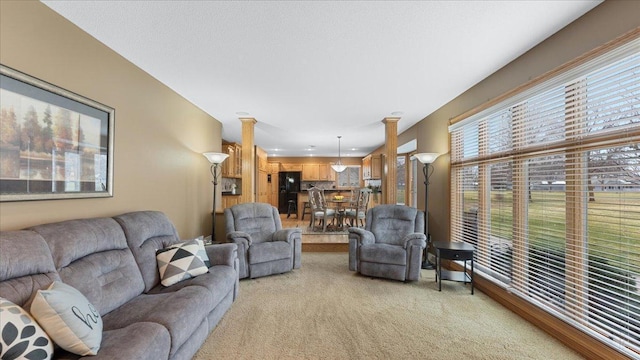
[194,253,583,360]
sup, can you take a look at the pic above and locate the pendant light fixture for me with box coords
[331,136,347,173]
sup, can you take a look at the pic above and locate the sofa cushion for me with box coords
[0,297,53,360]
[360,243,407,266]
[156,240,209,287]
[0,230,60,308]
[248,241,292,264]
[148,265,237,307]
[53,322,171,360]
[30,281,103,356]
[113,211,183,292]
[102,286,214,358]
[29,218,145,316]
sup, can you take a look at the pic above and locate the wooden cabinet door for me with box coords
[302,164,319,181]
[269,173,279,208]
[371,155,382,179]
[221,144,235,177]
[257,169,268,203]
[281,163,303,172]
[234,144,242,177]
[222,195,239,210]
[362,155,371,179]
[318,164,330,180]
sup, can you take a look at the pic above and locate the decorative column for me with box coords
[382,117,400,204]
[240,117,257,203]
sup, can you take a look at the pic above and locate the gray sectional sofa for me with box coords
[0,210,239,360]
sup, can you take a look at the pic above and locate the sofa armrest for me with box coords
[205,243,238,267]
[226,231,252,246]
[271,228,302,244]
[402,233,427,249]
[348,227,375,246]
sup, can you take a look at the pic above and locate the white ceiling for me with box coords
[42,0,601,157]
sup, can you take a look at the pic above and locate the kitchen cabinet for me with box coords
[267,162,280,208]
[319,164,335,181]
[221,194,240,209]
[362,154,382,180]
[280,163,303,172]
[256,147,269,203]
[221,142,242,178]
[302,163,336,181]
[302,164,319,181]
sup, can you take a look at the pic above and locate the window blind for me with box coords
[449,38,640,356]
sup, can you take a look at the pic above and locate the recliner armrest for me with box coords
[271,228,302,244]
[402,233,427,249]
[226,231,252,246]
[348,227,375,245]
[205,243,238,267]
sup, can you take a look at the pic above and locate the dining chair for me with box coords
[308,187,336,232]
[345,188,371,227]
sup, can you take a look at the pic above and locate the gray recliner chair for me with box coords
[224,202,302,279]
[348,204,427,281]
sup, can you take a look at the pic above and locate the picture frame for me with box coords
[0,64,114,201]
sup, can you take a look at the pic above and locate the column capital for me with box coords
[239,117,257,125]
[382,117,401,124]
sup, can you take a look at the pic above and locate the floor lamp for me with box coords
[414,152,441,270]
[203,152,229,244]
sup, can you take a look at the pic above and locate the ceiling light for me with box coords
[235,111,250,116]
[331,136,347,173]
[391,111,404,116]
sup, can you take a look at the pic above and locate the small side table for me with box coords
[433,240,475,295]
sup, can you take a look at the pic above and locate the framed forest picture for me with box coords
[0,65,114,201]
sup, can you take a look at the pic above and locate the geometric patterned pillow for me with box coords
[0,297,53,360]
[193,238,211,268]
[156,239,209,287]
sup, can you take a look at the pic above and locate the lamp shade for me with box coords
[331,163,347,173]
[202,152,229,164]
[413,152,441,164]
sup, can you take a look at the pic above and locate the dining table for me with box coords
[327,198,352,229]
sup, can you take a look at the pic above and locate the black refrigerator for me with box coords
[278,172,301,213]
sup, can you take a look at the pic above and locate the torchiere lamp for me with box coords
[414,152,441,269]
[203,152,229,243]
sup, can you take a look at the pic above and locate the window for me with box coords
[397,155,406,204]
[450,39,639,356]
[336,166,360,187]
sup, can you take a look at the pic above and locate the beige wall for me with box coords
[404,0,640,244]
[0,1,223,238]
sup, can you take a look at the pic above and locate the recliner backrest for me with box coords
[0,230,60,309]
[113,211,182,293]
[225,203,281,243]
[29,217,145,316]
[366,205,424,246]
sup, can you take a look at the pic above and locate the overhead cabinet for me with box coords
[302,164,336,181]
[221,142,242,178]
[362,154,382,180]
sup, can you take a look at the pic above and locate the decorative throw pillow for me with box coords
[0,297,53,360]
[194,238,211,267]
[156,239,209,287]
[30,282,102,356]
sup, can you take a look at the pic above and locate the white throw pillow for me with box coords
[156,239,209,287]
[30,282,102,356]
[0,297,53,360]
